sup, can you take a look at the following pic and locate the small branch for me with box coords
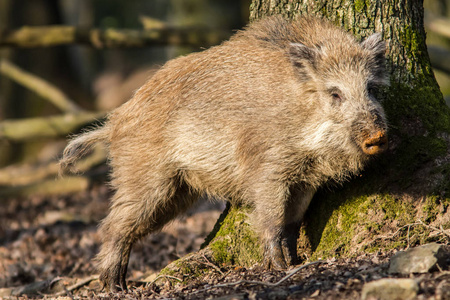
[192,260,324,295]
[0,111,105,142]
[406,224,411,249]
[416,220,450,238]
[271,260,324,287]
[196,253,225,276]
[376,220,450,244]
[0,278,62,297]
[380,222,422,240]
[0,59,82,113]
[50,275,99,297]
[148,274,183,286]
[0,26,231,48]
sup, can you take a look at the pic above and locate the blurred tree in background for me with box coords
[0,0,249,168]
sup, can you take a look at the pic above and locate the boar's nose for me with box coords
[362,131,388,155]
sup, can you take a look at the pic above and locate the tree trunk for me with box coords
[162,0,450,275]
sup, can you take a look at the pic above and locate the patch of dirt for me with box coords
[0,184,448,299]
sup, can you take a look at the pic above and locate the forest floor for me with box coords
[0,183,449,299]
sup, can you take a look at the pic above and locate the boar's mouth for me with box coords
[361,131,388,155]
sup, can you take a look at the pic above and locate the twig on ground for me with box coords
[416,220,450,238]
[147,274,183,287]
[62,285,75,300]
[191,260,324,295]
[385,222,423,239]
[406,224,412,249]
[435,265,450,279]
[36,277,63,297]
[198,253,225,276]
[274,260,325,287]
[219,270,233,281]
[49,275,99,297]
[375,219,450,249]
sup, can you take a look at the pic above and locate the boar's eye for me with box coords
[331,93,341,100]
[328,88,343,103]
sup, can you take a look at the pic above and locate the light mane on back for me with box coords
[232,15,355,50]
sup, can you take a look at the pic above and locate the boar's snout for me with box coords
[361,131,388,155]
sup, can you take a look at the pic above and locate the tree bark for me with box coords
[161,0,450,276]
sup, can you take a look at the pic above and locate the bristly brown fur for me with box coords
[60,15,388,291]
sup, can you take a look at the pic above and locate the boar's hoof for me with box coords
[362,131,388,155]
[263,241,290,270]
[100,267,128,292]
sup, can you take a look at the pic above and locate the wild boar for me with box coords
[60,15,388,291]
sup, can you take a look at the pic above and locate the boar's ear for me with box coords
[361,33,387,82]
[361,33,385,57]
[289,43,319,70]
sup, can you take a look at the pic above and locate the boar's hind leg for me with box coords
[96,178,198,291]
[252,184,315,270]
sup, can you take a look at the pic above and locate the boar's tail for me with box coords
[59,125,109,175]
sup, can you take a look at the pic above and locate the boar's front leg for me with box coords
[251,184,315,269]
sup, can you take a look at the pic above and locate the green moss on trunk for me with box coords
[203,204,262,266]
[160,204,263,279]
[303,189,450,261]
